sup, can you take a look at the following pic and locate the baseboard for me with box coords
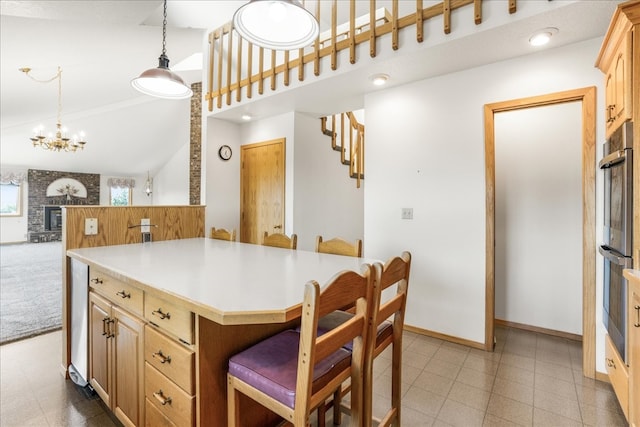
[495,318,582,342]
[594,370,610,383]
[404,324,486,350]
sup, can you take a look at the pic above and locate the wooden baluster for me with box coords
[270,50,276,91]
[298,46,305,81]
[509,0,516,14]
[474,0,482,24]
[370,0,376,57]
[392,0,398,50]
[443,0,451,34]
[226,24,233,105]
[236,35,242,102]
[331,0,337,70]
[207,32,215,112]
[314,1,321,76]
[247,42,253,99]
[340,113,346,164]
[284,51,290,86]
[331,114,336,150]
[216,29,224,109]
[349,0,355,64]
[416,0,424,43]
[258,47,264,95]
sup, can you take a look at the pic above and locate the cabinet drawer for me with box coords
[90,267,143,316]
[605,333,629,419]
[145,294,194,344]
[145,398,178,427]
[145,325,195,394]
[145,363,195,427]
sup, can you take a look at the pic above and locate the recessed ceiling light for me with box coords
[529,27,558,47]
[241,114,252,121]
[370,73,389,86]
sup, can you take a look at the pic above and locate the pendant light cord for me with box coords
[162,0,167,57]
[21,66,63,125]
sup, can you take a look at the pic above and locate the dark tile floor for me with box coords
[0,326,628,426]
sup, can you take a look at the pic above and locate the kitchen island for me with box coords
[67,237,374,426]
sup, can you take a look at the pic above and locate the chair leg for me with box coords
[227,376,239,427]
[333,387,343,425]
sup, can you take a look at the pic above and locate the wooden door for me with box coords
[112,306,144,427]
[89,292,112,407]
[240,138,285,244]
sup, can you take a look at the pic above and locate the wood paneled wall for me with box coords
[63,205,205,250]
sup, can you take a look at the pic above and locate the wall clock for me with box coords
[218,145,232,161]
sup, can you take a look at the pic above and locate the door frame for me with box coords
[484,87,597,378]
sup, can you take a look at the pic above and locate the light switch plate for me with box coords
[85,218,98,235]
[141,218,150,233]
[401,208,413,220]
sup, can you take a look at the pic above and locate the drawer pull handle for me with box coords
[153,350,172,364]
[91,278,103,285]
[107,319,115,339]
[153,390,172,406]
[635,304,640,328]
[116,290,131,299]
[606,358,615,369]
[152,308,171,320]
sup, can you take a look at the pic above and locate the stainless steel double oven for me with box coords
[599,120,633,362]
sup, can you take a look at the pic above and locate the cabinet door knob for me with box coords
[606,358,615,369]
[91,278,103,285]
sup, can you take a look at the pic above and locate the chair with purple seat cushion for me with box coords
[323,252,411,427]
[227,264,379,427]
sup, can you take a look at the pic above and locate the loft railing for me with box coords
[205,0,518,112]
[321,112,365,188]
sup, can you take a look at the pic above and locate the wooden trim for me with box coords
[595,371,611,383]
[495,319,582,342]
[404,324,486,351]
[484,87,597,378]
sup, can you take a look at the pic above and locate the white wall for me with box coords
[494,103,583,335]
[293,112,365,251]
[205,118,241,233]
[152,142,190,206]
[364,37,606,370]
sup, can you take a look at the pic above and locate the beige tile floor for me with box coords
[0,326,628,426]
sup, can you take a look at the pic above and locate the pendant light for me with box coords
[233,0,319,50]
[131,0,193,99]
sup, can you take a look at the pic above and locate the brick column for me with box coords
[189,82,202,206]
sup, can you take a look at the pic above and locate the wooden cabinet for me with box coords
[605,332,629,418]
[596,1,638,138]
[89,277,145,427]
[629,276,640,427]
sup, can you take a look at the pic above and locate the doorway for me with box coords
[484,87,597,378]
[240,138,286,244]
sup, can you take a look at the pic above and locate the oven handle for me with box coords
[599,149,628,169]
[599,245,633,267]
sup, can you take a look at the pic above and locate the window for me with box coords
[107,177,135,206]
[0,183,22,216]
[110,186,131,206]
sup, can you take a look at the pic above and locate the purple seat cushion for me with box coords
[228,329,351,409]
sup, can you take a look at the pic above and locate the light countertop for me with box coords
[67,237,375,325]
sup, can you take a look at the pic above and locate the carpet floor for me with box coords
[0,241,62,344]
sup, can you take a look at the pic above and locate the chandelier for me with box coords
[20,66,87,152]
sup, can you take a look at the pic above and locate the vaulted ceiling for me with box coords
[0,1,621,176]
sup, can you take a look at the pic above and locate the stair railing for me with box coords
[321,112,365,188]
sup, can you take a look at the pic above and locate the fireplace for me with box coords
[44,206,62,231]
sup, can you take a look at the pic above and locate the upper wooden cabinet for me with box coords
[595,0,639,138]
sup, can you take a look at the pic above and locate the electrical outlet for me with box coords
[85,218,98,235]
[141,218,150,233]
[401,208,413,220]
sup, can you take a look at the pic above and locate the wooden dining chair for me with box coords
[210,227,236,241]
[320,252,411,427]
[227,265,379,427]
[315,235,362,257]
[262,231,297,249]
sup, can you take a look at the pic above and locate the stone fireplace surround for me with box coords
[27,169,99,242]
